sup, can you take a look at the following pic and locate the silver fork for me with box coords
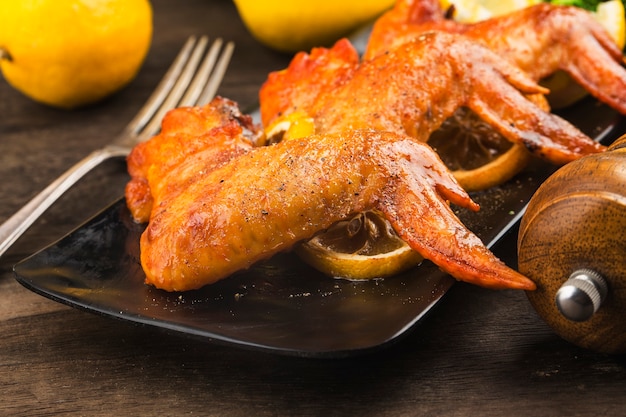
[0,35,235,258]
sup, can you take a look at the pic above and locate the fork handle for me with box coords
[0,146,128,259]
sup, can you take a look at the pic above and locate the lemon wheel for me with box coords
[295,211,423,280]
[451,145,532,192]
[269,108,532,280]
[427,107,532,192]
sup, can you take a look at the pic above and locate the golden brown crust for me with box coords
[261,32,604,165]
[366,0,626,113]
[139,128,534,292]
[125,97,261,223]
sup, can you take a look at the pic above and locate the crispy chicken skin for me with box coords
[127,29,615,292]
[365,0,626,114]
[261,32,604,165]
[260,38,360,134]
[139,128,535,292]
[125,97,262,223]
[127,4,624,292]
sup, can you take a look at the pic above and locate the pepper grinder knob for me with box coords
[555,269,608,322]
[518,134,626,353]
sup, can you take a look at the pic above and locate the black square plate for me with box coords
[13,99,624,357]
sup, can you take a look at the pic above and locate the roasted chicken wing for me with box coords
[365,0,626,114]
[261,32,604,165]
[125,97,262,223]
[126,8,618,293]
[138,127,535,292]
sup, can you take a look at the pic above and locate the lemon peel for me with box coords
[233,0,394,53]
[441,0,541,22]
[595,0,626,49]
[265,111,316,143]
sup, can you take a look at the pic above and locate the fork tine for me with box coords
[138,36,212,139]
[197,40,235,106]
[178,38,224,107]
[136,36,233,141]
[123,36,198,137]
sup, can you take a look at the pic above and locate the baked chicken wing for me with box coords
[261,31,604,165]
[126,10,619,292]
[126,97,262,223]
[138,127,535,292]
[365,0,626,114]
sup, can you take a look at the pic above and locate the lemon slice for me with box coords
[295,211,423,280]
[440,0,541,22]
[540,71,589,109]
[265,110,316,144]
[440,0,492,22]
[595,0,626,49]
[428,106,533,192]
[475,0,542,16]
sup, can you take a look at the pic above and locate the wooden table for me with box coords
[2,1,625,415]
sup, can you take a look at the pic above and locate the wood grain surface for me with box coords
[1,1,626,416]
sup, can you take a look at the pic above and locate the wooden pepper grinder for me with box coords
[518,134,626,354]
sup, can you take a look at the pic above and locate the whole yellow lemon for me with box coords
[233,0,394,53]
[0,0,153,109]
